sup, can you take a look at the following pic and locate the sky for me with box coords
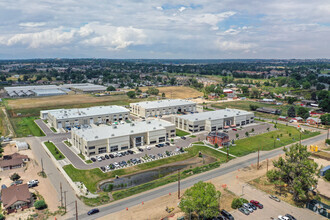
[0,0,329,59]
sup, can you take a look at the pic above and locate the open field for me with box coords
[44,141,65,160]
[10,116,45,137]
[140,86,203,99]
[0,109,9,136]
[229,124,320,157]
[63,144,232,194]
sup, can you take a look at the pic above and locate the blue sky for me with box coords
[0,0,329,59]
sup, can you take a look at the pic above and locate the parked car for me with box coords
[109,154,114,158]
[100,166,106,172]
[128,150,134,154]
[238,207,250,215]
[278,215,290,220]
[248,202,257,210]
[28,182,38,188]
[269,195,281,202]
[158,143,164,147]
[232,128,237,131]
[250,200,263,209]
[165,142,170,146]
[11,180,23,186]
[97,157,102,162]
[243,203,253,213]
[91,157,96,162]
[181,136,186,140]
[87,208,100,215]
[104,154,110,159]
[138,148,144,152]
[220,209,234,220]
[285,214,296,220]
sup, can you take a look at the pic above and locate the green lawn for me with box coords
[176,129,190,137]
[63,144,231,193]
[10,117,45,137]
[64,140,72,147]
[78,153,86,160]
[50,127,56,132]
[229,124,320,157]
[44,141,65,160]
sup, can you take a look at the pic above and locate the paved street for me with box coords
[70,132,327,220]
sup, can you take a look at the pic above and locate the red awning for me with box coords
[224,126,230,129]
[230,125,236,127]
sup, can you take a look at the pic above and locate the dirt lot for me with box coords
[0,144,60,212]
[140,86,203,99]
[6,94,130,109]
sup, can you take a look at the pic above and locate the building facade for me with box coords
[41,105,130,130]
[1,184,31,214]
[207,131,229,146]
[130,99,196,118]
[173,109,254,133]
[71,119,176,157]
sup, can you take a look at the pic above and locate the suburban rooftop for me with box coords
[131,99,196,109]
[177,108,253,121]
[47,105,129,119]
[73,119,174,141]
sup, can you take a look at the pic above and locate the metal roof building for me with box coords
[60,83,107,93]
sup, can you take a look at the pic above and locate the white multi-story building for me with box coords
[130,99,196,118]
[40,105,130,130]
[71,119,176,157]
[173,109,254,133]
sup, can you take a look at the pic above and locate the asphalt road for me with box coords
[70,132,327,220]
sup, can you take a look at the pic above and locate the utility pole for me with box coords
[226,146,229,162]
[266,159,269,173]
[257,146,260,170]
[178,169,181,199]
[273,137,276,149]
[41,158,44,173]
[64,191,67,213]
[60,182,63,207]
[75,200,78,220]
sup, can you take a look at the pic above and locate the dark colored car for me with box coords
[220,209,234,220]
[158,143,164,147]
[100,166,106,172]
[165,142,170,146]
[248,202,257,210]
[181,136,186,140]
[100,156,105,160]
[285,214,296,220]
[109,154,114,158]
[91,157,96,162]
[87,208,99,215]
[250,200,263,209]
[138,148,144,152]
[128,150,134,154]
[104,155,110,159]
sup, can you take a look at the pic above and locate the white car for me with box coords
[243,203,253,213]
[147,146,151,150]
[278,216,289,220]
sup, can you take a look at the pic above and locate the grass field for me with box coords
[10,117,45,137]
[140,86,203,99]
[0,110,9,136]
[44,141,65,160]
[229,124,320,157]
[176,129,190,137]
[63,144,231,193]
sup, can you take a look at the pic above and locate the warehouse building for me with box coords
[71,119,176,157]
[4,85,67,97]
[60,83,107,93]
[130,99,196,118]
[173,108,254,133]
[41,105,130,130]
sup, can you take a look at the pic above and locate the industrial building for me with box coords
[71,119,176,157]
[130,99,197,117]
[41,105,130,130]
[173,108,255,133]
[61,83,107,93]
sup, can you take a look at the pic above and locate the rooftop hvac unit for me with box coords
[111,134,115,136]
[153,127,156,129]
[208,117,211,120]
[131,123,135,126]
[131,130,134,133]
[147,121,151,124]
[113,125,117,129]
[95,136,98,139]
[159,124,162,126]
[224,115,227,117]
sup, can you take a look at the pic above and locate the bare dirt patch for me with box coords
[140,86,203,99]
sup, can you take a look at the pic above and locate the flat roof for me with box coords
[74,119,174,141]
[177,108,253,122]
[131,99,196,109]
[60,83,107,91]
[47,105,129,120]
[4,85,59,93]
[32,89,67,95]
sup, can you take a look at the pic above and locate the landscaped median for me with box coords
[176,129,190,137]
[63,144,234,206]
[44,141,65,160]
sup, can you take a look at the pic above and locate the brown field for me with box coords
[6,94,132,109]
[140,86,203,99]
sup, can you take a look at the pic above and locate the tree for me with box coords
[146,87,159,96]
[297,107,308,118]
[245,132,249,137]
[162,92,165,98]
[319,97,330,112]
[231,198,248,209]
[303,112,310,120]
[179,181,221,218]
[126,91,136,98]
[287,106,296,117]
[34,200,48,210]
[249,104,258,111]
[320,113,330,125]
[106,85,116,91]
[236,133,239,139]
[271,144,319,201]
[0,213,4,220]
[302,81,311,89]
[316,83,325,91]
[10,173,20,181]
[287,97,297,104]
[325,170,330,181]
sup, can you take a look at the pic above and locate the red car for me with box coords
[232,128,237,131]
[250,200,263,209]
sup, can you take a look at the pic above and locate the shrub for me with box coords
[10,173,21,181]
[34,200,48,210]
[325,170,330,181]
[266,170,280,182]
[231,198,249,209]
[326,139,330,145]
[0,214,4,220]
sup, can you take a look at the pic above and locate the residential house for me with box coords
[1,184,32,214]
[0,153,29,171]
[306,117,321,125]
[208,93,219,100]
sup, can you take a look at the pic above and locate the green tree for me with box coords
[271,144,319,201]
[324,170,330,181]
[179,181,221,218]
[297,107,308,118]
[34,200,48,210]
[231,198,248,209]
[245,132,249,137]
[10,173,21,181]
[249,104,259,111]
[287,106,296,117]
[303,112,310,120]
[287,97,297,104]
[236,133,239,139]
[162,92,165,97]
[302,81,311,89]
[0,213,4,220]
[320,113,330,125]
[126,91,136,98]
[106,85,116,91]
[146,87,159,95]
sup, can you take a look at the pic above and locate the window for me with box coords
[121,146,128,150]
[211,126,217,131]
[194,129,199,132]
[89,146,95,150]
[236,124,240,127]
[110,145,118,152]
[241,121,246,125]
[159,137,166,142]
[170,130,175,133]
[189,125,193,127]
[200,126,205,131]
[189,129,193,132]
[98,147,106,154]
[194,125,198,128]
[150,140,156,144]
[89,152,95,156]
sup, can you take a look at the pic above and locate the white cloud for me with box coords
[216,38,254,51]
[191,11,236,30]
[19,22,46,27]
[156,6,163,11]
[178,7,186,12]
